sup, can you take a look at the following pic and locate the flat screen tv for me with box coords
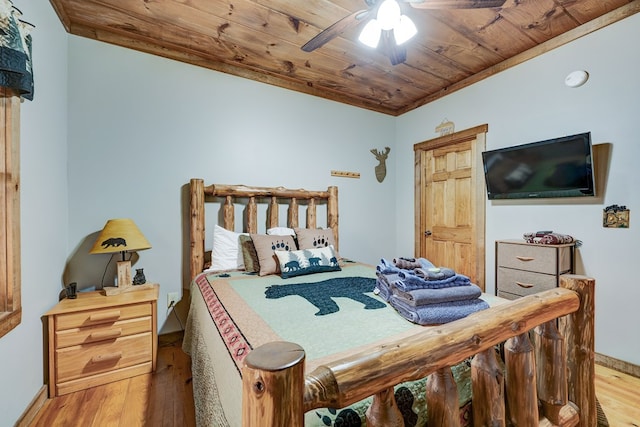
[482,132,595,200]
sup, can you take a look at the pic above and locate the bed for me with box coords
[182,178,596,427]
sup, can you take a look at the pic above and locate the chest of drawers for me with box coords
[495,240,575,300]
[45,285,158,397]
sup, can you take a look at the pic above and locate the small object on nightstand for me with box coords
[133,268,146,285]
[65,282,77,299]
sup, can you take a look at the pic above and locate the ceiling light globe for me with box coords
[395,15,417,45]
[359,19,382,48]
[377,0,401,31]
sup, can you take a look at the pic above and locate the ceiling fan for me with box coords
[301,0,508,65]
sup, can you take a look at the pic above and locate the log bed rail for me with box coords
[242,275,595,427]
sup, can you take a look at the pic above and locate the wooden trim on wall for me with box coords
[595,353,640,379]
[0,87,22,339]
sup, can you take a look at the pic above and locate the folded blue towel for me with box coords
[377,258,435,275]
[394,272,471,292]
[393,283,482,307]
[389,296,489,325]
[375,272,399,302]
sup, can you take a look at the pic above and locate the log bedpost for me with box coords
[307,198,317,229]
[534,321,567,424]
[242,341,306,427]
[288,198,299,228]
[189,178,205,280]
[471,347,505,426]
[328,186,339,251]
[558,275,596,427]
[268,196,279,228]
[223,195,234,231]
[366,387,404,426]
[247,196,258,233]
[425,367,460,427]
[504,333,538,426]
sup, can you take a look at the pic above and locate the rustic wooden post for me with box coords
[306,198,317,229]
[189,178,205,280]
[425,367,460,427]
[366,387,404,426]
[268,196,279,228]
[534,321,567,424]
[504,333,538,426]
[247,196,257,233]
[558,275,596,427]
[471,347,505,426]
[242,341,305,427]
[223,195,234,230]
[327,186,339,251]
[288,198,299,228]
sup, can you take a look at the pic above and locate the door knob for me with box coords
[424,230,432,236]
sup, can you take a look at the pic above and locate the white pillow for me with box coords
[209,225,247,271]
[266,227,296,236]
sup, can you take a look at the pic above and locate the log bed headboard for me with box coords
[189,178,339,280]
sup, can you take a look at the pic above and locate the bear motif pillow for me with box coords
[274,246,341,279]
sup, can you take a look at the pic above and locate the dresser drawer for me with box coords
[55,316,152,348]
[497,267,557,297]
[56,332,152,383]
[54,303,152,331]
[497,243,572,274]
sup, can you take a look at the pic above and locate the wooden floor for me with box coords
[28,332,640,427]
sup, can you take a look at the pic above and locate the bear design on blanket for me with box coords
[265,276,385,316]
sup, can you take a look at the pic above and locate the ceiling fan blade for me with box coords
[408,0,507,9]
[302,9,373,52]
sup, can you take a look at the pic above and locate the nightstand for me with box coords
[495,240,575,300]
[45,284,158,397]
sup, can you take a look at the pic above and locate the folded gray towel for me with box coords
[414,267,455,281]
[393,257,422,270]
[390,295,489,325]
[393,284,482,307]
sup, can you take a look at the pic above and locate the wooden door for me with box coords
[414,125,487,290]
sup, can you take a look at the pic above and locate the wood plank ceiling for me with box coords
[49,0,638,116]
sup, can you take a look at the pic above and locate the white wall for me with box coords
[396,13,640,365]
[0,1,69,425]
[65,37,397,334]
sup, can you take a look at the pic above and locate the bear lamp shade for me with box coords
[90,218,151,288]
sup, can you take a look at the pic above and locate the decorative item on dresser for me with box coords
[495,239,575,300]
[89,218,153,295]
[45,284,158,397]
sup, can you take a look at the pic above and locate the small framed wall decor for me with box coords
[603,204,629,228]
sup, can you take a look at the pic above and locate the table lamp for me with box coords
[90,218,151,292]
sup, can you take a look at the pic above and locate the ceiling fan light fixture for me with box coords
[377,0,401,31]
[394,15,417,45]
[359,19,382,48]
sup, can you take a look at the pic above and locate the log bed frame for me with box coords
[188,178,596,427]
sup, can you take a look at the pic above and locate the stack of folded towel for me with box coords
[375,257,488,325]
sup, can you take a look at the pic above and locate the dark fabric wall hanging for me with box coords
[0,0,34,100]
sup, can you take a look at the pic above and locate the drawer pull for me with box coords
[89,311,121,322]
[91,352,122,364]
[89,329,122,341]
[516,256,535,262]
[515,281,534,289]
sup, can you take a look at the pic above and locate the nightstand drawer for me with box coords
[56,332,152,383]
[497,243,571,274]
[55,316,152,348]
[497,267,557,297]
[55,303,152,331]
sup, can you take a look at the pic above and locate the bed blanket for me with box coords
[184,263,489,426]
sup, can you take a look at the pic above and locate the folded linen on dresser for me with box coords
[394,271,471,292]
[393,283,482,307]
[389,295,489,325]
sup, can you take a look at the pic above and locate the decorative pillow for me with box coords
[210,225,247,271]
[295,227,339,255]
[250,234,297,276]
[239,235,260,273]
[275,246,341,279]
[266,227,296,236]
